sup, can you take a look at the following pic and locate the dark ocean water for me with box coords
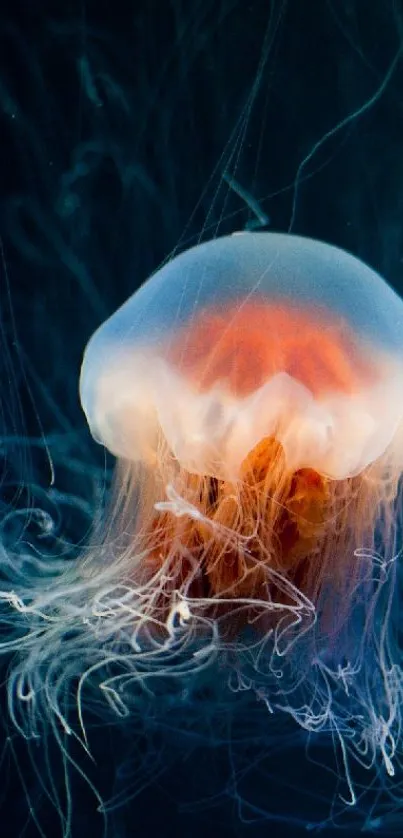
[1,1,403,836]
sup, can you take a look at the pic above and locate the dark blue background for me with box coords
[1,1,403,836]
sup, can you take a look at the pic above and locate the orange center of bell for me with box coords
[167,300,375,397]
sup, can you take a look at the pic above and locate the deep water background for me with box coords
[1,1,403,836]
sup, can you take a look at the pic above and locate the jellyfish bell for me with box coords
[80,232,403,483]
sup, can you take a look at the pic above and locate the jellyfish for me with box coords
[3,231,403,832]
[80,230,403,631]
[79,231,403,813]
